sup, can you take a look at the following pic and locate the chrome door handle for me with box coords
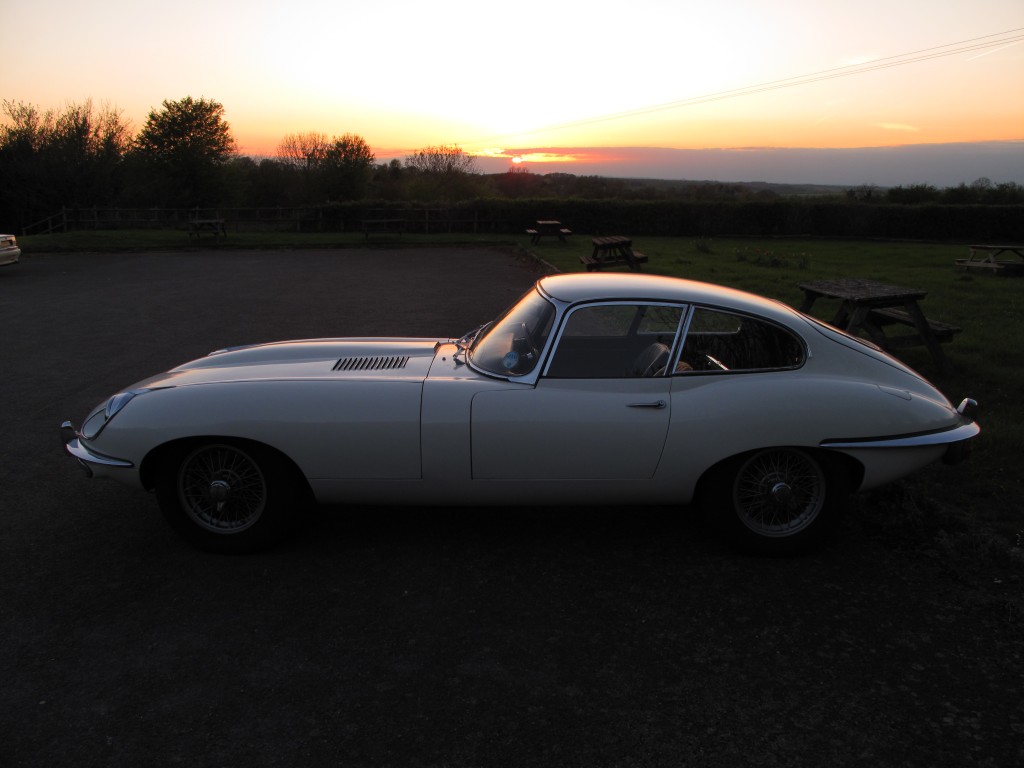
[628,400,667,409]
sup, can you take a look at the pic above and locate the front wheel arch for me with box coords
[696,447,856,556]
[141,437,310,497]
[146,437,312,553]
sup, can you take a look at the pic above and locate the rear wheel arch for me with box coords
[695,446,859,556]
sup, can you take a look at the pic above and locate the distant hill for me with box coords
[473,141,1024,187]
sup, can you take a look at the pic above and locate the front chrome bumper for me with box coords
[60,421,134,478]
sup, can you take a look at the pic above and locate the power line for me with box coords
[462,27,1024,149]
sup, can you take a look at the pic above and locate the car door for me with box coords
[471,302,684,480]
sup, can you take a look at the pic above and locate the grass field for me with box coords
[19,230,1024,564]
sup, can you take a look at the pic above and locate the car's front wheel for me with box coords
[700,447,848,556]
[155,441,304,553]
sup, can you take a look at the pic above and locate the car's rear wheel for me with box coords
[700,447,847,555]
[155,441,303,553]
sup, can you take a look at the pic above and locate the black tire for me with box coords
[155,441,304,553]
[700,447,848,556]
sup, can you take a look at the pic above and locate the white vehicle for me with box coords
[62,273,978,555]
[0,234,20,266]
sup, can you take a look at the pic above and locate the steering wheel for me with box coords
[631,342,670,377]
[702,354,729,371]
[519,322,540,358]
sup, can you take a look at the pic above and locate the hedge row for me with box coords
[315,199,1023,242]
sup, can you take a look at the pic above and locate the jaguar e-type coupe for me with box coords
[62,273,978,555]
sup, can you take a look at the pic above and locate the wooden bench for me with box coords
[187,219,226,240]
[527,221,572,244]
[955,244,1024,276]
[866,308,962,344]
[582,236,647,271]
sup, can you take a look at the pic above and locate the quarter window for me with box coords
[676,308,804,373]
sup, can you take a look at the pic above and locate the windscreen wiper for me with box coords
[452,322,489,364]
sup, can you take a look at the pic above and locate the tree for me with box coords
[493,165,543,198]
[0,99,132,228]
[274,131,374,203]
[277,132,331,170]
[49,100,133,206]
[404,144,479,201]
[322,133,374,200]
[405,144,476,175]
[131,96,236,206]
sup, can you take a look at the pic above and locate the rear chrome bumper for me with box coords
[60,421,134,478]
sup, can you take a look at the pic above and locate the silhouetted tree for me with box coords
[322,133,375,200]
[404,144,479,201]
[0,99,132,228]
[405,144,476,174]
[369,159,409,200]
[277,132,331,170]
[131,96,236,206]
[274,131,373,203]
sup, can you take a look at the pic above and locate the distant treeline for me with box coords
[2,97,1021,239]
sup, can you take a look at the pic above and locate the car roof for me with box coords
[537,273,799,322]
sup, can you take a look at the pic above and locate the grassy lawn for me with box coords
[20,229,1023,564]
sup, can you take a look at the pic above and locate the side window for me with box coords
[546,303,683,379]
[676,308,804,373]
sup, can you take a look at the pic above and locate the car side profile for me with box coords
[62,273,978,555]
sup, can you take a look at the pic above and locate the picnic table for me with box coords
[798,277,960,374]
[526,220,572,244]
[580,236,648,272]
[187,219,226,240]
[955,244,1024,276]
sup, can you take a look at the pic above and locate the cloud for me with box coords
[875,123,921,133]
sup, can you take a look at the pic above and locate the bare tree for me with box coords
[277,132,331,170]
[405,144,476,175]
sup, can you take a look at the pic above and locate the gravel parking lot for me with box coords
[1,248,1020,767]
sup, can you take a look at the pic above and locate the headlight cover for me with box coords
[82,388,149,439]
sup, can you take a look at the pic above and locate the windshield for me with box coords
[470,288,556,376]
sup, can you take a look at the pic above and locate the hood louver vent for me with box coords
[333,355,411,372]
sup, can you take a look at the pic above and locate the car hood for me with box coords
[133,338,447,389]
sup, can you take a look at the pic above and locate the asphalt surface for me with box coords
[1,248,1021,767]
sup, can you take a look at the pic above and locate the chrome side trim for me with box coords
[820,421,979,450]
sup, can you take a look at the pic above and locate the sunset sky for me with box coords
[2,0,1022,184]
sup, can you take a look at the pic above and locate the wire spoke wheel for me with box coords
[733,448,826,537]
[177,444,267,534]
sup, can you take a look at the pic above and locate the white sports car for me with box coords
[62,273,978,555]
